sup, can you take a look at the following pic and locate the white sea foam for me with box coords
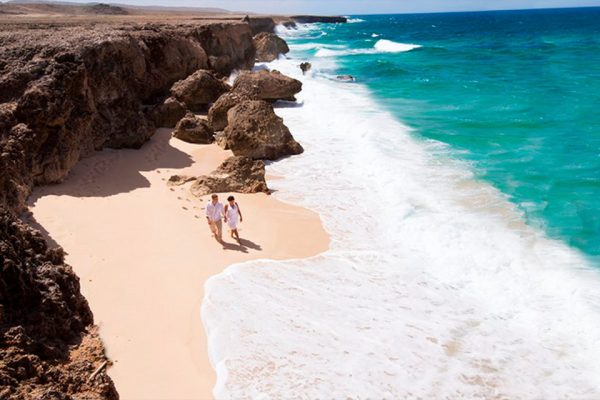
[347,18,366,23]
[374,39,422,52]
[203,39,600,398]
[315,39,421,57]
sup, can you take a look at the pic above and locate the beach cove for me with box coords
[26,127,328,399]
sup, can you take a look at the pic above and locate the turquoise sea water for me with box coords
[290,8,600,260]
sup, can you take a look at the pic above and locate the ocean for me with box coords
[203,8,600,398]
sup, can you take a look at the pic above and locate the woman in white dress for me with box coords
[224,195,243,243]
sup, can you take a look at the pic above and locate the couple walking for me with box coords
[205,194,243,243]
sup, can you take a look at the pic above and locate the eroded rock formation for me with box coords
[0,19,257,398]
[208,90,258,132]
[174,113,214,144]
[232,70,302,102]
[0,21,255,212]
[0,210,118,400]
[148,97,187,128]
[253,32,290,62]
[223,100,303,160]
[189,156,269,197]
[170,69,230,111]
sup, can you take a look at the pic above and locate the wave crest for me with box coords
[374,39,422,53]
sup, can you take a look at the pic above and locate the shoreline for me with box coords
[27,128,330,399]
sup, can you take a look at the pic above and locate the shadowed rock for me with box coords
[189,156,269,196]
[173,113,214,144]
[232,70,302,102]
[224,100,303,160]
[170,69,230,111]
[253,32,290,62]
[148,97,187,128]
[0,209,118,399]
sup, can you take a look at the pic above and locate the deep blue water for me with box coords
[291,8,600,259]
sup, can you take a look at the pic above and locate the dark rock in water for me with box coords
[174,113,214,144]
[337,75,356,82]
[170,69,230,111]
[148,97,187,128]
[208,90,257,132]
[190,156,269,196]
[233,70,302,102]
[0,209,118,399]
[291,15,348,24]
[224,100,303,160]
[253,32,290,62]
[300,62,312,75]
[245,17,276,35]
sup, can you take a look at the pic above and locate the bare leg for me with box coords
[233,229,240,243]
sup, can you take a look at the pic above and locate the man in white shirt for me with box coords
[205,194,224,242]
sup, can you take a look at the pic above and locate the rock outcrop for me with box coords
[0,210,118,399]
[246,17,277,35]
[253,32,290,62]
[189,156,269,196]
[173,113,214,144]
[223,100,303,160]
[208,90,257,132]
[148,97,187,128]
[0,21,255,213]
[0,20,256,397]
[170,69,230,111]
[232,70,302,102]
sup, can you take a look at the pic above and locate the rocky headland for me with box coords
[0,8,343,398]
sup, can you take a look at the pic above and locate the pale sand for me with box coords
[27,128,329,399]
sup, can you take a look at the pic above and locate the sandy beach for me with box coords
[26,128,329,399]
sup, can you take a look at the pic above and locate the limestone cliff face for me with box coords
[0,19,258,399]
[0,21,255,212]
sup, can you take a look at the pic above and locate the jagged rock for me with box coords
[232,70,302,102]
[173,113,214,144]
[224,100,303,160]
[0,21,256,212]
[300,62,312,75]
[208,90,258,132]
[253,32,290,62]
[0,20,257,398]
[246,17,276,35]
[0,209,118,399]
[190,156,269,196]
[167,175,195,186]
[170,69,230,111]
[148,97,187,128]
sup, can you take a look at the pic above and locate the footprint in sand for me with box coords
[182,206,188,210]
[169,188,174,192]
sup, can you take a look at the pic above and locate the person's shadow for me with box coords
[220,238,262,253]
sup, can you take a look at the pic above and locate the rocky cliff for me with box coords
[0,18,262,398]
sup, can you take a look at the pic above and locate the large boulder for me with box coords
[224,100,303,160]
[253,32,290,62]
[173,113,214,144]
[208,90,257,132]
[148,97,187,128]
[190,156,269,197]
[232,70,302,102]
[170,69,230,111]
